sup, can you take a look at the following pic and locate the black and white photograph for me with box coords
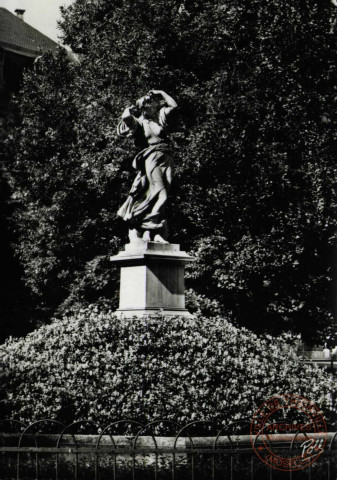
[0,0,336,478]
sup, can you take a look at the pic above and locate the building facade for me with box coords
[0,7,59,125]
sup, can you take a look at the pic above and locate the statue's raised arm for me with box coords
[117,106,140,137]
[117,90,177,244]
[148,89,177,122]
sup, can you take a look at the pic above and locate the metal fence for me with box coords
[1,418,337,480]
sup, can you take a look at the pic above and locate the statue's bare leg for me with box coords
[147,165,169,217]
[150,188,169,243]
[151,189,167,215]
[144,162,172,244]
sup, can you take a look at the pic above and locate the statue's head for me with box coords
[136,92,162,118]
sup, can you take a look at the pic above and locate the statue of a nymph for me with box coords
[117,90,177,244]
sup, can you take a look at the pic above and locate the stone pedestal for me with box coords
[110,242,195,317]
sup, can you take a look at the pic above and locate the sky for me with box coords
[0,0,74,44]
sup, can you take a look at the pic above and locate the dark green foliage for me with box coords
[0,168,34,341]
[3,313,337,425]
[6,50,123,321]
[4,0,337,342]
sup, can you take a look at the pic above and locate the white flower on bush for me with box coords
[2,311,337,427]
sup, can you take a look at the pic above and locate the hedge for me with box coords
[2,311,336,426]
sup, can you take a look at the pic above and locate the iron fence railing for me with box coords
[1,418,337,479]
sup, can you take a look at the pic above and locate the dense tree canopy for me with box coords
[3,0,337,343]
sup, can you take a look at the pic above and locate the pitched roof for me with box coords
[0,7,59,58]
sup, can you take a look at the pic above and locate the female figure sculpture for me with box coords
[117,90,177,243]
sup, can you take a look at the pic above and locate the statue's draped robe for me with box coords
[117,108,173,230]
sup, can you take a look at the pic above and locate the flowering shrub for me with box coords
[2,312,336,426]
